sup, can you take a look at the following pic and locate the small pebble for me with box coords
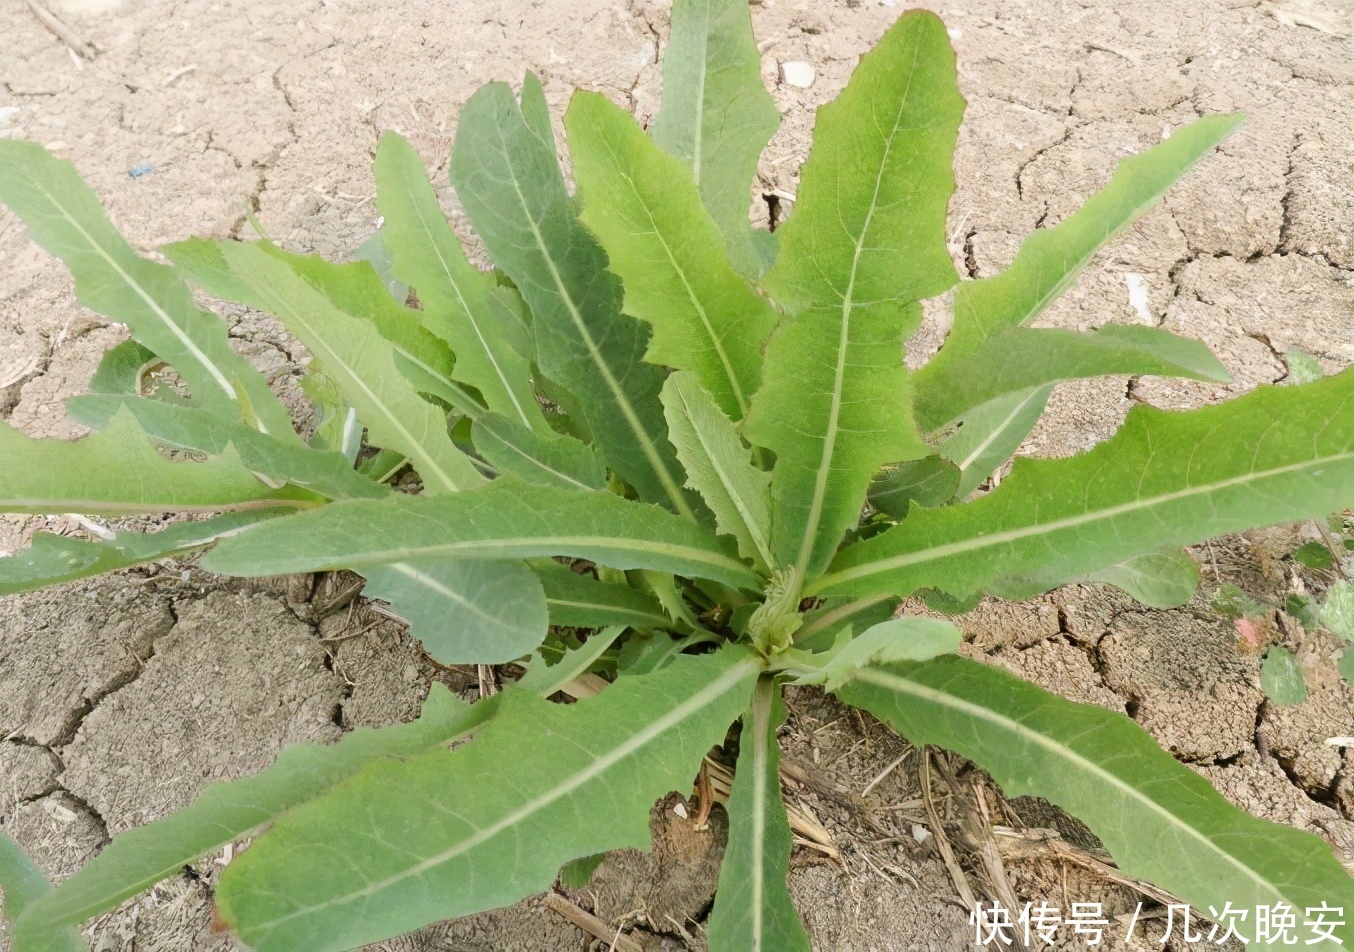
[911,824,931,844]
[43,800,77,824]
[672,801,688,819]
[779,60,816,88]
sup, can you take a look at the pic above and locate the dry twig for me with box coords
[779,755,858,810]
[921,748,977,909]
[693,759,714,830]
[542,891,642,952]
[991,826,1182,908]
[312,575,367,618]
[860,750,908,798]
[970,786,1026,950]
[24,0,96,60]
[701,757,840,861]
[1315,518,1349,578]
[317,620,382,644]
[476,664,498,698]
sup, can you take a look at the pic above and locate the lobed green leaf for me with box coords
[793,595,897,652]
[913,112,1243,429]
[202,482,759,591]
[263,245,476,409]
[471,412,607,492]
[165,238,484,419]
[837,656,1354,945]
[815,370,1354,600]
[0,513,276,597]
[931,383,1053,500]
[530,559,670,630]
[215,649,759,951]
[373,132,547,430]
[747,11,964,576]
[360,558,548,665]
[867,457,961,520]
[0,141,295,439]
[0,410,318,516]
[515,626,626,696]
[66,395,386,501]
[568,92,778,421]
[172,241,484,493]
[706,678,809,952]
[915,324,1228,434]
[651,0,780,277]
[634,570,702,631]
[8,687,488,943]
[450,74,694,516]
[1083,549,1200,609]
[985,547,1202,608]
[783,616,961,691]
[660,372,773,570]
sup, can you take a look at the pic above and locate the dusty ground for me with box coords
[2,0,1353,948]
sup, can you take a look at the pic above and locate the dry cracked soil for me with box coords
[1,0,1353,949]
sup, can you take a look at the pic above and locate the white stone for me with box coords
[780,61,816,89]
[1125,272,1152,323]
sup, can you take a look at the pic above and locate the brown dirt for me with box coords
[2,0,1354,949]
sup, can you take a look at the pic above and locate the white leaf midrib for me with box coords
[813,450,1354,594]
[854,666,1292,906]
[35,180,239,402]
[793,49,923,577]
[394,161,537,430]
[246,656,760,934]
[951,385,1050,475]
[385,562,508,629]
[488,113,695,520]
[226,534,756,590]
[230,252,469,494]
[480,425,595,492]
[747,678,773,950]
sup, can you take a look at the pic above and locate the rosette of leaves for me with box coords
[3,4,1353,950]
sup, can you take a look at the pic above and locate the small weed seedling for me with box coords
[2,4,1353,950]
[1213,513,1354,707]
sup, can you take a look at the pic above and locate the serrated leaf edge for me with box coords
[229,655,760,935]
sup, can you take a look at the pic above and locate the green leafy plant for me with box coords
[1209,509,1354,706]
[2,4,1353,950]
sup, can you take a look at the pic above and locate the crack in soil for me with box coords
[3,2,1352,940]
[1013,124,1076,202]
[270,65,296,114]
[961,227,979,278]
[1277,131,1301,251]
[52,782,112,849]
[44,598,175,749]
[1041,590,1345,814]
